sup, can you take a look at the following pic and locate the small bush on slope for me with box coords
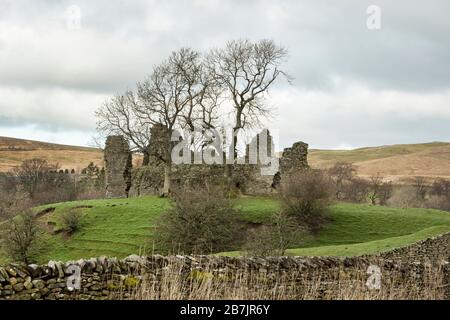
[154,186,242,254]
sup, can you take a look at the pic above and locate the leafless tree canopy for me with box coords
[208,39,290,158]
[95,40,289,194]
[137,48,223,194]
[413,176,427,200]
[96,39,289,161]
[328,162,357,199]
[368,174,393,205]
[136,48,221,134]
[96,90,152,161]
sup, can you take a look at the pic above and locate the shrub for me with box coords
[279,169,334,233]
[431,178,450,197]
[425,195,450,212]
[413,176,428,201]
[8,158,105,207]
[427,179,450,211]
[244,211,303,256]
[0,173,31,220]
[154,186,242,254]
[328,162,357,200]
[342,177,370,203]
[61,209,83,234]
[367,174,393,205]
[1,210,39,263]
[387,186,423,208]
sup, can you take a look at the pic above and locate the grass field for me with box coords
[1,196,449,264]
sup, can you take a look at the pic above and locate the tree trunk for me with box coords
[161,164,171,197]
[161,142,172,197]
[232,128,239,163]
[142,149,150,166]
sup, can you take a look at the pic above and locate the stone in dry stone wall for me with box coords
[377,232,450,263]
[0,232,450,300]
[104,135,132,198]
[0,252,449,300]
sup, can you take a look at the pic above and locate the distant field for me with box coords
[308,142,450,183]
[1,196,449,264]
[0,136,140,172]
[0,136,104,172]
[1,136,449,182]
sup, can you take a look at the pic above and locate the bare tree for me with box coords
[328,162,357,199]
[13,158,53,198]
[368,174,392,205]
[96,90,152,164]
[413,176,427,201]
[343,177,370,203]
[431,178,450,197]
[368,174,383,205]
[208,39,290,160]
[0,173,31,220]
[136,48,220,195]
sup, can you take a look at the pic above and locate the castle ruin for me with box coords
[104,136,132,198]
[104,127,309,197]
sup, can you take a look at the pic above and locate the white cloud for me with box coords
[0,86,106,130]
[269,85,450,149]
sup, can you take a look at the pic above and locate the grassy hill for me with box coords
[1,196,449,264]
[308,142,450,183]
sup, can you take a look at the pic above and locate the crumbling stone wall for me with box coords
[1,232,449,300]
[104,136,132,198]
[121,126,310,196]
[280,141,309,175]
[147,124,171,166]
[240,130,279,195]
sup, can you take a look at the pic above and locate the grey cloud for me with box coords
[0,0,450,147]
[1,0,449,93]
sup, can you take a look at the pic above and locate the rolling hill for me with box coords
[0,136,104,173]
[0,136,449,182]
[308,142,450,183]
[1,196,449,263]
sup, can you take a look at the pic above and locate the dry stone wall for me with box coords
[377,232,450,263]
[1,232,449,300]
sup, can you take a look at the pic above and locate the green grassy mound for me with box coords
[1,196,449,263]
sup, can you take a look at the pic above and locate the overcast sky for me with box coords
[1,0,449,150]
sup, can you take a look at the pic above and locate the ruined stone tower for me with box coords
[147,124,171,166]
[279,141,309,174]
[245,129,274,165]
[104,135,132,198]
